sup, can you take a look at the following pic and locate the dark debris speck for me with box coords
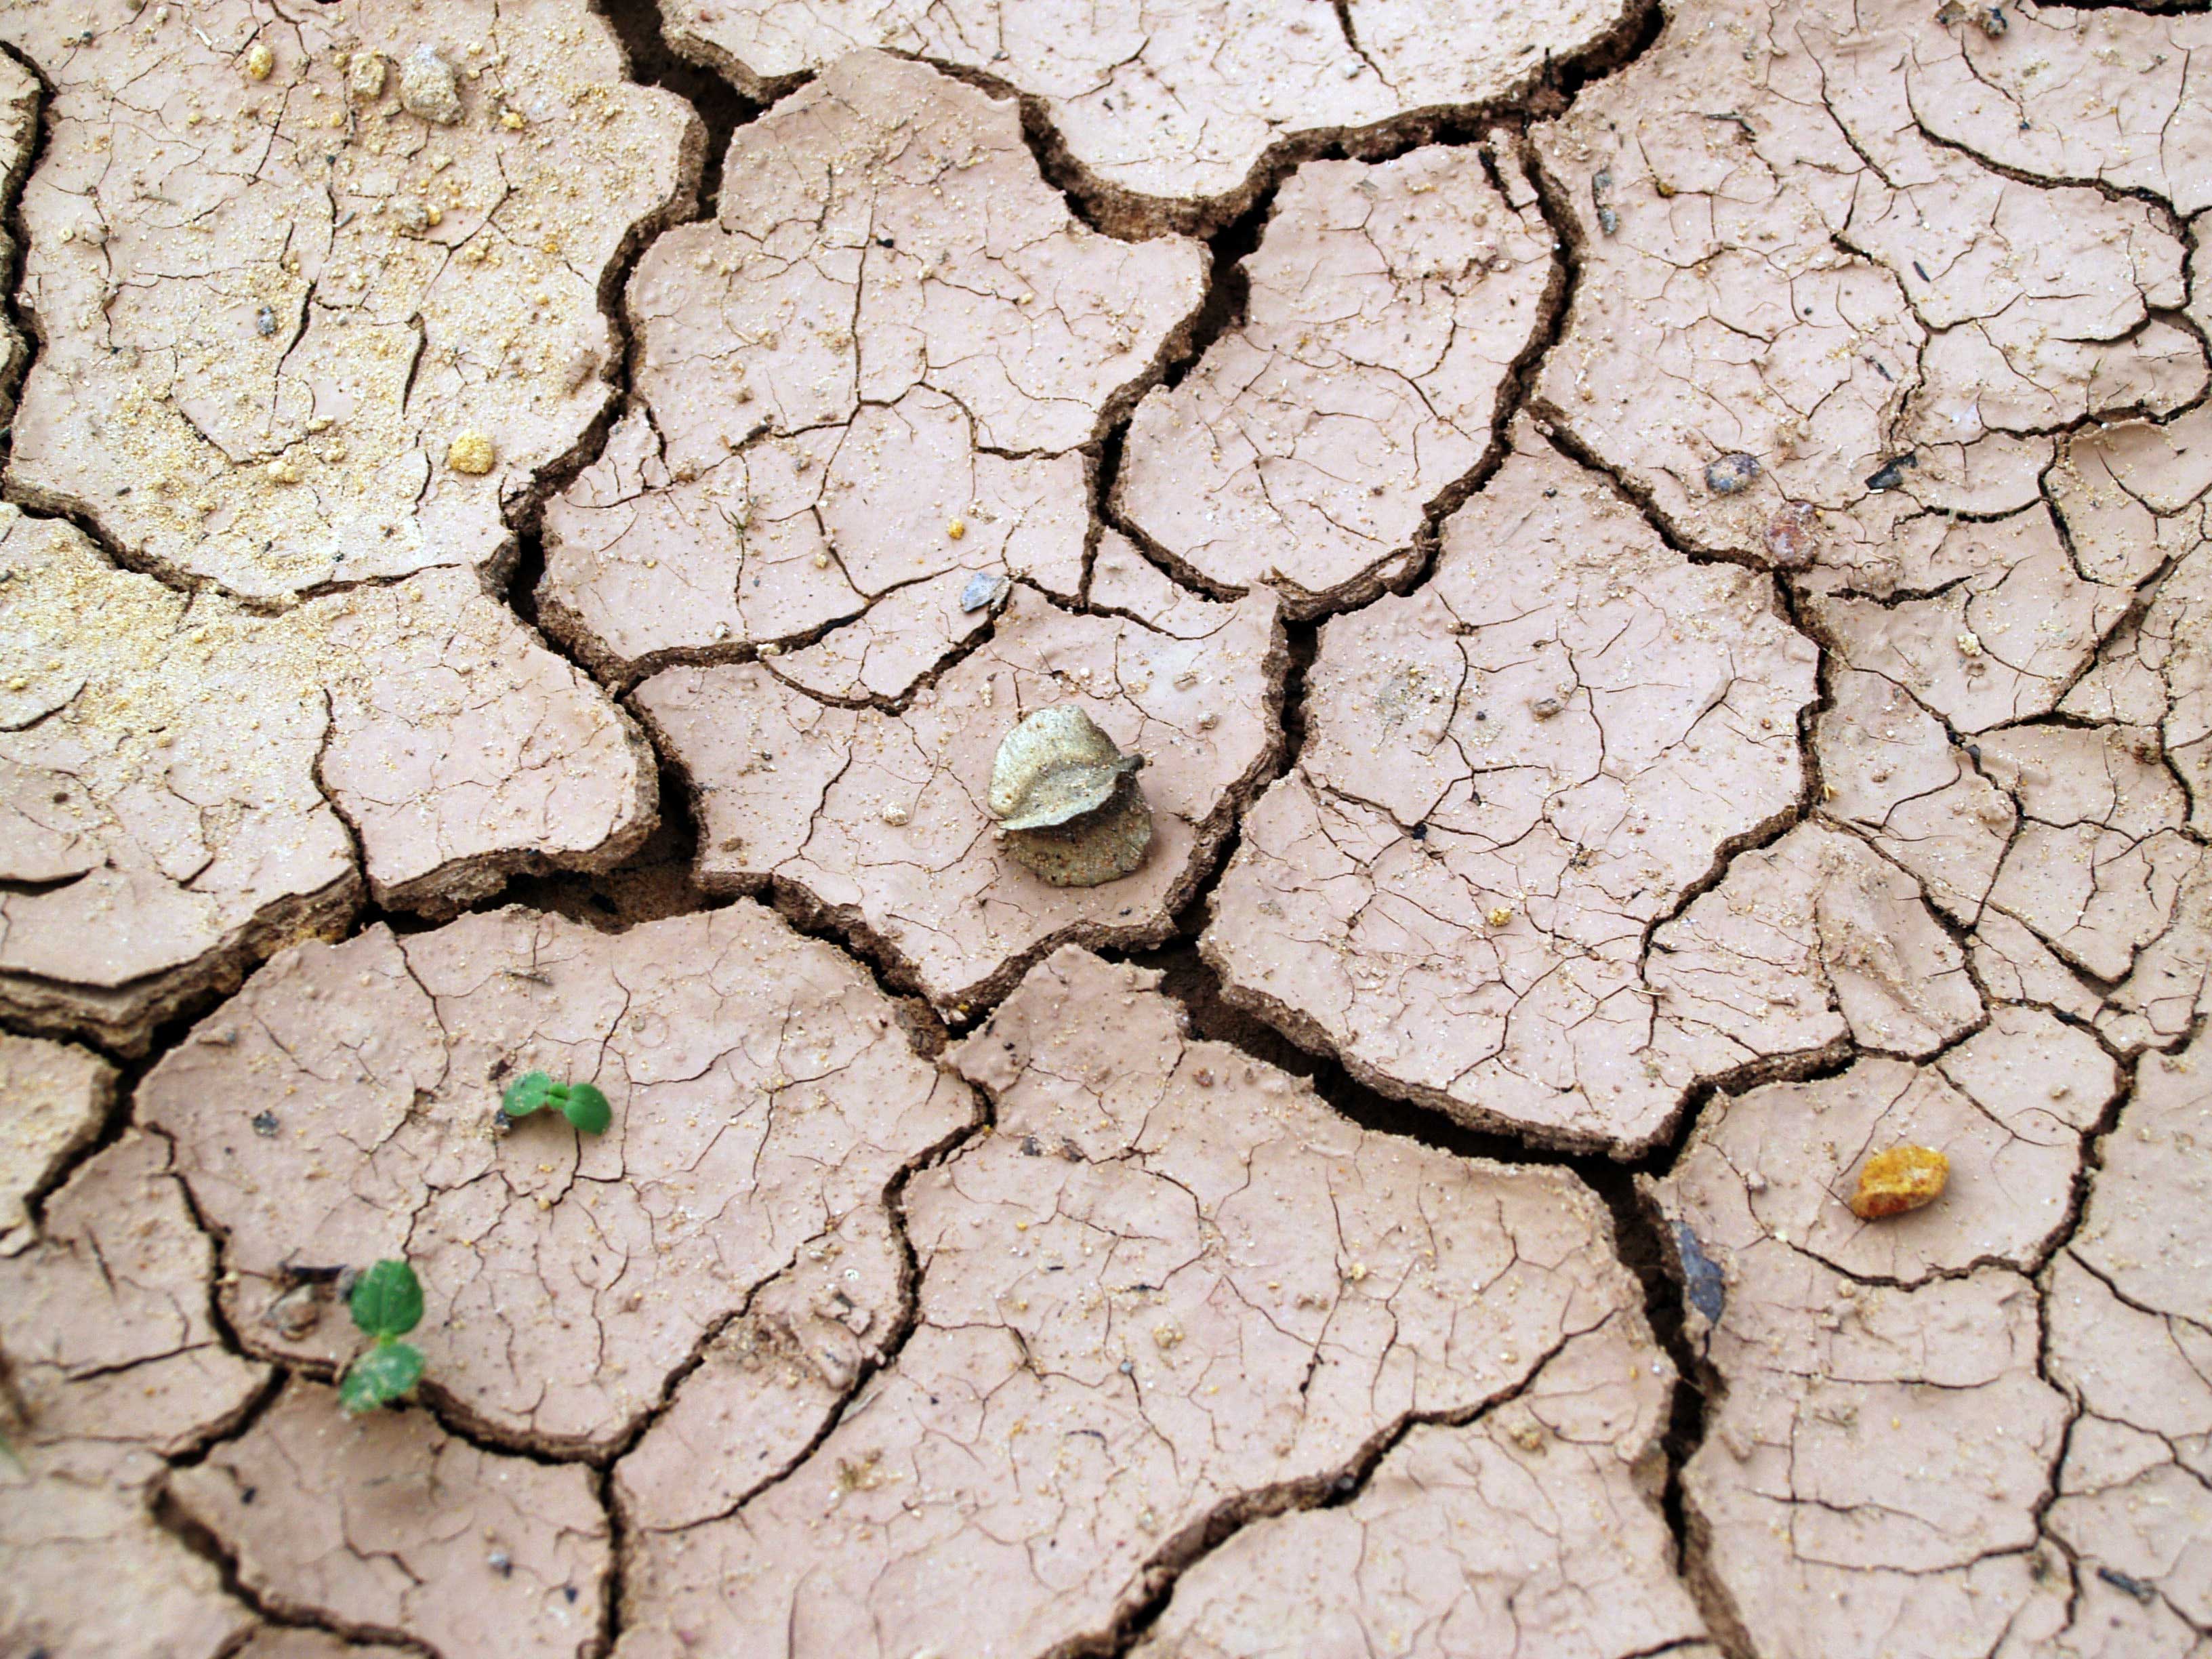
[1864,453,1918,492]
[1591,167,1618,237]
[1673,1221,1727,1326]
[2097,1565,2156,1604]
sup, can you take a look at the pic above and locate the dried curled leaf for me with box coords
[988,708,1153,887]
[989,708,1145,831]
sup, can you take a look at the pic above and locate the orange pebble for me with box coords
[1849,1145,1948,1219]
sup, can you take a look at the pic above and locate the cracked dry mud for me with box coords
[1205,424,1822,1153]
[4,0,697,599]
[139,901,974,1455]
[1116,140,1558,613]
[0,0,694,1052]
[1,1130,270,1658]
[617,948,1700,1658]
[638,577,1284,1014]
[541,49,1206,683]
[3,1,2210,1657]
[0,508,657,1050]
[653,0,1642,227]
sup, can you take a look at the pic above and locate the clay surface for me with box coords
[542,52,1204,682]
[1514,98,2212,1659]
[0,1033,113,1254]
[1650,819,1982,1063]
[1650,1057,2083,1659]
[2044,1032,2212,1657]
[1814,665,2014,923]
[0,0,690,1050]
[1118,143,1555,611]
[615,946,1672,1658]
[0,0,696,600]
[2060,406,2212,837]
[0,1129,270,1454]
[0,508,655,1051]
[1980,723,2196,984]
[0,1132,270,1659]
[1128,1318,1712,1659]
[0,52,36,431]
[1535,0,2204,576]
[639,580,1283,1014]
[138,902,975,1454]
[1204,426,1818,1152]
[655,0,1637,222]
[232,1634,413,1659]
[169,1380,611,1659]
[1641,996,2144,1659]
[5,1,2211,1654]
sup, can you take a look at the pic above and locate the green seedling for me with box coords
[338,1259,426,1416]
[500,1070,613,1136]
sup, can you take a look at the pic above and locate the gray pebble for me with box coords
[1704,451,1760,495]
[960,571,1009,614]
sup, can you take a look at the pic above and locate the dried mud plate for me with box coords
[1204,424,1820,1152]
[138,902,975,1454]
[639,577,1284,1015]
[615,946,1696,1658]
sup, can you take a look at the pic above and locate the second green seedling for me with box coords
[339,1259,426,1415]
[500,1071,613,1135]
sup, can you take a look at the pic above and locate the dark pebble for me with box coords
[1704,452,1761,495]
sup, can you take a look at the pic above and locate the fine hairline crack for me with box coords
[25,0,2205,1654]
[9,3,1734,1648]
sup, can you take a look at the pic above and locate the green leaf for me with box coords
[348,1259,424,1339]
[559,1082,612,1136]
[338,1340,424,1415]
[501,1070,555,1119]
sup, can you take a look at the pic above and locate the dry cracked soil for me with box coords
[0,1,2207,1657]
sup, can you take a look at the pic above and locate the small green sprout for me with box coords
[500,1070,613,1135]
[338,1259,426,1416]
